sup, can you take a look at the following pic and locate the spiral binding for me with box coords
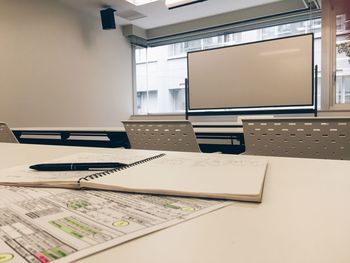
[78,153,166,183]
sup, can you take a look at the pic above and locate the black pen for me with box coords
[29,162,127,171]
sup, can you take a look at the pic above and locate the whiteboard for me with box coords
[187,34,314,111]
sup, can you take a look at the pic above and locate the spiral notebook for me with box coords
[0,150,267,202]
[80,151,268,202]
[0,150,163,189]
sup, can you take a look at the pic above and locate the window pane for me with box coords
[134,19,322,114]
[169,88,185,112]
[335,12,350,104]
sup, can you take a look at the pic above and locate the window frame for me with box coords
[131,10,323,116]
[321,0,350,111]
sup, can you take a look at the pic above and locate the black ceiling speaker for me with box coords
[100,7,116,30]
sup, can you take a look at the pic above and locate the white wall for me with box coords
[0,0,132,128]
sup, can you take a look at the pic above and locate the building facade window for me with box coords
[321,0,350,109]
[136,90,158,113]
[134,19,322,115]
[169,88,185,112]
[335,14,350,104]
[168,43,185,57]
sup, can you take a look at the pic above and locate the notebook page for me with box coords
[0,150,162,187]
[84,152,267,201]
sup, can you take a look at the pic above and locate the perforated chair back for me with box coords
[242,117,350,160]
[122,120,201,152]
[0,122,19,143]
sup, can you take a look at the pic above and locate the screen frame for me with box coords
[186,33,315,116]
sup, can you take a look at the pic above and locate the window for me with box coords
[335,14,350,104]
[136,90,158,113]
[203,36,225,49]
[168,43,185,57]
[322,0,350,109]
[169,88,185,112]
[184,40,202,52]
[135,48,148,63]
[134,19,322,114]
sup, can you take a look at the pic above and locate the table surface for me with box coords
[1,143,350,263]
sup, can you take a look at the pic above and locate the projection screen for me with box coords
[187,34,314,112]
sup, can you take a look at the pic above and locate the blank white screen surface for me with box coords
[187,34,313,110]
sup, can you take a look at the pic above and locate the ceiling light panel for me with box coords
[165,0,207,9]
[125,0,158,6]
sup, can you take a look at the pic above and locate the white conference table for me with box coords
[1,143,350,263]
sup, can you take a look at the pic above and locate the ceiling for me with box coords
[57,0,286,29]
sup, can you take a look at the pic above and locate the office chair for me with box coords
[122,120,201,152]
[0,122,19,143]
[242,117,350,160]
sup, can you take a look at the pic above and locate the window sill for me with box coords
[319,107,350,112]
[131,113,185,118]
[135,60,158,65]
[317,110,350,117]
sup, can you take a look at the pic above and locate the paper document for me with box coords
[0,186,230,263]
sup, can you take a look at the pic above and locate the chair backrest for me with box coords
[122,120,201,152]
[242,117,350,160]
[0,122,19,143]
